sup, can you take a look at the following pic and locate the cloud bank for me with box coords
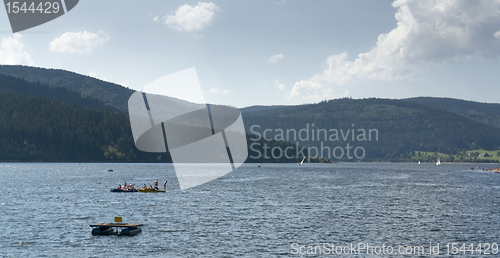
[289,0,500,102]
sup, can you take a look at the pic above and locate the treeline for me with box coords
[0,92,305,163]
[2,92,499,163]
[406,97,500,129]
[2,65,500,163]
[0,93,167,162]
[242,98,500,162]
[0,74,116,112]
[0,65,134,112]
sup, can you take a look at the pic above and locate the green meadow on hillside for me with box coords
[410,150,500,163]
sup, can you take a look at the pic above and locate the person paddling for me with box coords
[163,181,167,190]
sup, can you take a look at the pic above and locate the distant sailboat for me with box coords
[436,158,441,166]
[299,157,305,165]
[418,161,421,165]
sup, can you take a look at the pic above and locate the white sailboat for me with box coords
[299,157,305,165]
[418,161,420,165]
[436,158,441,166]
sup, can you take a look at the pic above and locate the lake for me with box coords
[1,163,499,257]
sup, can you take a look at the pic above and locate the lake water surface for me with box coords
[1,163,499,257]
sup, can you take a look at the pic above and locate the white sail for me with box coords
[436,158,441,166]
[299,157,305,165]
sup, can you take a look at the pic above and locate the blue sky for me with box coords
[0,0,499,108]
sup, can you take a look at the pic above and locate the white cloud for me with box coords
[50,30,110,54]
[288,81,350,102]
[289,0,500,102]
[273,80,285,90]
[153,16,160,22]
[268,54,284,63]
[494,30,500,39]
[209,88,229,94]
[0,34,33,65]
[162,2,220,32]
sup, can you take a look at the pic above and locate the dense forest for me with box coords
[0,93,154,162]
[406,97,500,128]
[242,98,500,162]
[0,65,133,112]
[0,65,499,163]
[0,74,117,112]
[0,92,308,162]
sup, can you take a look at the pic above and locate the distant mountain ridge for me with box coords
[241,97,500,129]
[0,65,134,112]
[0,74,117,112]
[240,105,289,117]
[0,90,302,162]
[0,92,168,162]
[405,97,500,128]
[0,66,299,162]
[241,98,500,161]
[0,65,499,162]
[2,65,499,130]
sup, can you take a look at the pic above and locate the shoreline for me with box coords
[0,161,498,165]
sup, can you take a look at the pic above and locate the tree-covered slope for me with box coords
[0,92,299,163]
[242,98,500,161]
[0,74,117,112]
[240,105,288,117]
[405,97,500,128]
[1,65,499,162]
[0,65,134,112]
[1,93,498,162]
[0,93,169,162]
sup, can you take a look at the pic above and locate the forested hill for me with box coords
[240,105,288,117]
[242,98,500,161]
[0,92,169,162]
[0,65,133,112]
[2,65,499,129]
[0,90,299,163]
[405,97,500,128]
[0,67,302,162]
[1,65,500,162]
[0,74,116,112]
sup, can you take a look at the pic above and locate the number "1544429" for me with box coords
[5,1,60,14]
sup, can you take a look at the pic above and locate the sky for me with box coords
[0,0,499,108]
